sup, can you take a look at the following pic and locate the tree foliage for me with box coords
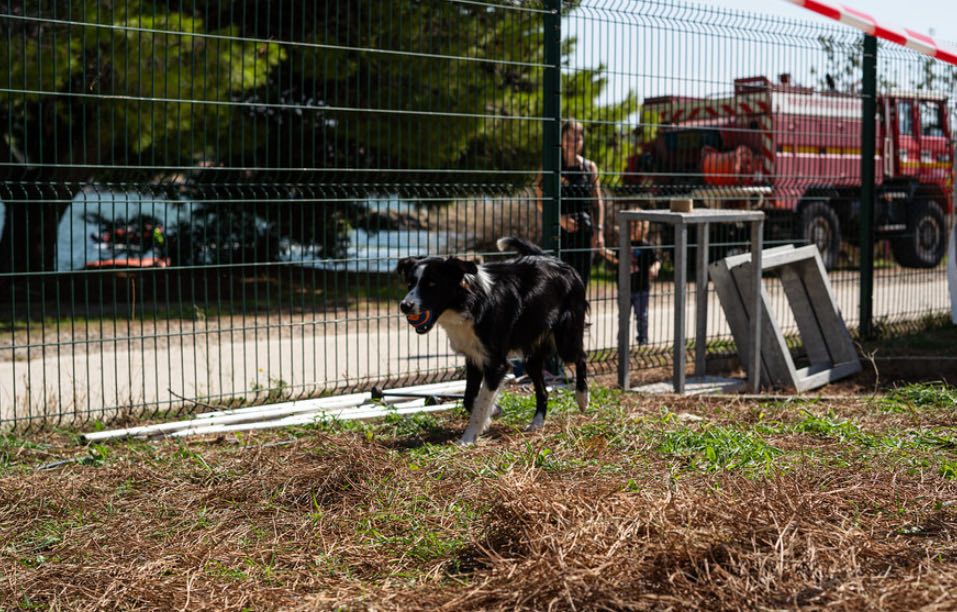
[0,0,635,271]
[811,33,957,95]
[0,0,285,175]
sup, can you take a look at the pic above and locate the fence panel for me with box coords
[0,0,952,429]
[566,0,953,382]
[868,41,955,335]
[1,0,551,427]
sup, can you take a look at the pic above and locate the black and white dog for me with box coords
[397,237,589,444]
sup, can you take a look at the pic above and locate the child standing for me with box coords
[599,218,660,345]
[628,220,660,345]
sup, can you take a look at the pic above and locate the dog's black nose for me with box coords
[400,300,413,314]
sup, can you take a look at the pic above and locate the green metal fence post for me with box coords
[860,34,877,338]
[541,0,562,254]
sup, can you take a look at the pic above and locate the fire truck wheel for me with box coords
[796,200,841,270]
[891,200,947,269]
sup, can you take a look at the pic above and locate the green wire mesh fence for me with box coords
[0,0,953,428]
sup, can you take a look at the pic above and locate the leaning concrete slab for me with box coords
[710,245,861,392]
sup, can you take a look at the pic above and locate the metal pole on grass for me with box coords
[749,218,764,393]
[673,224,688,393]
[695,224,709,377]
[618,214,631,388]
[860,34,877,337]
[541,0,562,255]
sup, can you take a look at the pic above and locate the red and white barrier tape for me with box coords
[784,0,957,66]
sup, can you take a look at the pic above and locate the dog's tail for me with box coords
[496,237,545,257]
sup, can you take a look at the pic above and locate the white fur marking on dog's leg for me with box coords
[576,389,589,411]
[459,384,497,444]
[480,391,500,434]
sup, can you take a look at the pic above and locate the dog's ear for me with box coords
[447,257,479,289]
[447,257,478,276]
[396,256,421,280]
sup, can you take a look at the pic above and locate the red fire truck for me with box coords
[624,74,954,268]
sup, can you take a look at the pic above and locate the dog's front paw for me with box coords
[456,434,477,446]
[575,389,589,412]
[525,414,545,433]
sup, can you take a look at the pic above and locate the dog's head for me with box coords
[396,256,479,334]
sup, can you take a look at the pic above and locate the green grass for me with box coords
[939,460,957,480]
[249,378,294,403]
[755,406,957,479]
[354,490,480,570]
[20,519,76,553]
[3,514,85,570]
[0,434,50,476]
[204,559,249,581]
[866,313,956,351]
[657,425,781,473]
[879,382,957,413]
[495,389,583,428]
[381,411,444,439]
[792,412,876,445]
[118,383,954,485]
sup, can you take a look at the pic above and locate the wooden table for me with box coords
[616,208,765,393]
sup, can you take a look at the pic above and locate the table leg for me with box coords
[617,216,631,389]
[695,223,709,377]
[674,224,687,393]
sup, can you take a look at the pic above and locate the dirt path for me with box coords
[0,267,949,427]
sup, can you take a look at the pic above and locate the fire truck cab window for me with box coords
[920,101,944,137]
[898,101,913,136]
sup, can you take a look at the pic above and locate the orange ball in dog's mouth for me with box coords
[406,309,437,334]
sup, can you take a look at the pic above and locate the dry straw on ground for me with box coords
[2,384,957,610]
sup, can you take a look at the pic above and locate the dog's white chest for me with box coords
[438,311,488,367]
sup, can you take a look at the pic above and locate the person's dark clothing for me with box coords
[631,291,651,345]
[629,239,659,345]
[630,239,659,292]
[559,156,597,287]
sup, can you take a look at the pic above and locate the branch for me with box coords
[168,388,225,412]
